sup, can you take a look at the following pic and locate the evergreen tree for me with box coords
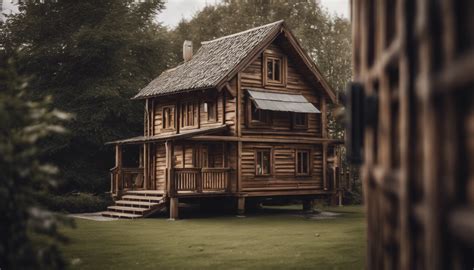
[0,55,72,269]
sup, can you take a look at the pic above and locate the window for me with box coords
[296,150,310,175]
[250,101,271,125]
[203,99,217,122]
[263,53,286,86]
[293,113,308,129]
[162,106,174,129]
[256,149,271,176]
[180,102,195,127]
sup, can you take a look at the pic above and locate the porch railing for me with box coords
[110,167,144,196]
[172,167,230,194]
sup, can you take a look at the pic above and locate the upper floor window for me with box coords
[296,150,310,176]
[293,113,308,129]
[256,148,272,176]
[203,99,217,122]
[263,53,286,86]
[180,102,196,127]
[250,101,271,125]
[162,106,174,130]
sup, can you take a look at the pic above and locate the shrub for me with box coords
[40,193,113,214]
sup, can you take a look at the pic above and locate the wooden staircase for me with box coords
[102,190,166,219]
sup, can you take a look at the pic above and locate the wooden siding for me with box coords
[240,142,323,190]
[151,91,227,136]
[240,43,323,137]
[154,144,166,191]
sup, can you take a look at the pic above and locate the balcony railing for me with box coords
[173,167,231,194]
[110,167,144,196]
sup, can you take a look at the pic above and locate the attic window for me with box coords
[263,53,286,86]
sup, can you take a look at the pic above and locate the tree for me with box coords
[0,55,72,269]
[1,0,173,192]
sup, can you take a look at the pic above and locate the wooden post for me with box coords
[237,196,245,216]
[115,144,122,195]
[237,141,242,192]
[302,199,313,212]
[338,189,343,207]
[165,141,174,196]
[321,96,327,138]
[143,143,148,190]
[323,142,328,190]
[169,197,179,220]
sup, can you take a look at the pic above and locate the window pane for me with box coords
[302,152,308,173]
[251,102,259,120]
[267,59,273,80]
[274,59,281,81]
[208,101,215,120]
[263,151,270,174]
[296,151,310,174]
[256,150,271,175]
[295,113,306,126]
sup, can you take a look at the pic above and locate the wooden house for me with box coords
[102,21,343,219]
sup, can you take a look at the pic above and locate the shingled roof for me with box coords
[133,20,336,102]
[133,20,283,99]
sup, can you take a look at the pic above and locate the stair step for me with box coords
[101,211,141,219]
[125,190,164,195]
[115,200,158,207]
[108,206,148,213]
[122,195,162,202]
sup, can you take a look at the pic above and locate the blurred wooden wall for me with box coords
[351,0,474,269]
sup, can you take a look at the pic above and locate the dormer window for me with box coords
[263,53,286,86]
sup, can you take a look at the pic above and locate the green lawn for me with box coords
[61,205,365,270]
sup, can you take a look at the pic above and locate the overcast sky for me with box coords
[2,0,350,26]
[157,0,350,27]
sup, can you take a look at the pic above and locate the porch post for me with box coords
[170,197,179,220]
[323,142,328,190]
[165,140,174,196]
[143,143,148,189]
[115,144,122,195]
[237,196,245,216]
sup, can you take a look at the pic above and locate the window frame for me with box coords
[263,53,287,87]
[255,148,273,177]
[180,101,198,129]
[203,98,217,123]
[161,105,175,130]
[292,113,308,129]
[247,97,272,127]
[295,149,311,176]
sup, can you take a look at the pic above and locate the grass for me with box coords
[61,205,365,270]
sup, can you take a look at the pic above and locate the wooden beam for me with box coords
[143,143,148,189]
[222,90,226,125]
[321,96,327,138]
[237,196,245,215]
[169,197,179,220]
[190,135,344,144]
[323,142,328,190]
[165,141,174,196]
[237,141,242,193]
[236,72,242,137]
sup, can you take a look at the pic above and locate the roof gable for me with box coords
[133,21,336,103]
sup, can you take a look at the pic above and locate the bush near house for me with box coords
[39,193,113,214]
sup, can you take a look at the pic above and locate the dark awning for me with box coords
[247,89,320,113]
[106,124,228,145]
